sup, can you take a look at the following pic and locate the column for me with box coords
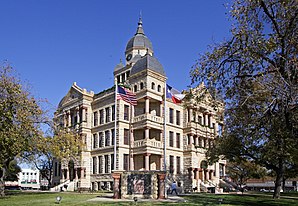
[145,153,151,171]
[160,101,163,117]
[68,110,71,126]
[82,107,86,122]
[201,169,205,182]
[158,173,166,199]
[196,169,199,180]
[145,97,150,114]
[205,169,209,180]
[189,134,194,145]
[66,168,69,180]
[204,113,208,127]
[215,162,220,178]
[76,107,80,124]
[202,137,205,148]
[160,156,163,171]
[194,136,198,146]
[112,173,121,199]
[189,108,193,122]
[64,112,67,127]
[145,127,150,139]
[75,168,78,180]
[214,122,218,136]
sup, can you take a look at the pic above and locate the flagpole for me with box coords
[114,78,118,171]
[163,81,167,174]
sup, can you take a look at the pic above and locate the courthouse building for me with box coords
[53,18,226,193]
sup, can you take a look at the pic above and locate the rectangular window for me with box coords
[98,156,102,174]
[58,163,61,177]
[112,105,115,121]
[92,157,97,174]
[124,105,129,120]
[93,133,98,149]
[98,132,103,147]
[169,108,174,124]
[93,112,98,126]
[111,129,115,145]
[124,129,129,145]
[176,156,181,174]
[104,155,109,173]
[169,131,174,147]
[54,162,58,176]
[99,109,104,124]
[105,107,110,123]
[105,130,110,146]
[176,110,180,125]
[176,133,180,148]
[123,154,129,171]
[111,154,114,171]
[169,155,174,174]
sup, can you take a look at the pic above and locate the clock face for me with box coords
[126,54,132,61]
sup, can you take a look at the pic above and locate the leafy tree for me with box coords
[191,0,298,199]
[25,129,82,188]
[226,159,267,193]
[0,63,46,196]
[0,160,21,182]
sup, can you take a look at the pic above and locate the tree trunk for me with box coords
[273,161,284,199]
[0,167,6,197]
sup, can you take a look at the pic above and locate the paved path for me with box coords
[87,193,187,203]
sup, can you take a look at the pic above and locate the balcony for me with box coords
[132,113,163,130]
[185,122,215,136]
[133,138,162,149]
[133,113,163,124]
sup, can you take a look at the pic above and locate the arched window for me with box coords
[140,82,144,90]
[157,85,161,92]
[151,82,155,90]
[134,85,138,92]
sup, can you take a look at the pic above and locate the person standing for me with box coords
[171,181,178,195]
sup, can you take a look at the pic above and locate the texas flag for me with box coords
[166,84,185,104]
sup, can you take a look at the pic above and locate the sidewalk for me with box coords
[87,193,187,203]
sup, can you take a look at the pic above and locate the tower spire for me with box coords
[135,13,145,35]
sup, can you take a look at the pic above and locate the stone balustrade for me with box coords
[134,138,162,148]
[133,113,163,124]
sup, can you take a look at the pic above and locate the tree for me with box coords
[0,63,46,196]
[25,129,82,188]
[191,0,297,199]
[0,160,21,182]
[226,159,267,193]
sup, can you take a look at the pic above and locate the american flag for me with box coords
[117,86,137,105]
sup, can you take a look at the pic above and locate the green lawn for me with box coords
[0,191,297,206]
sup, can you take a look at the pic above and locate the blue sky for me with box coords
[0,0,232,111]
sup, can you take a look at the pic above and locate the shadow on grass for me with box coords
[185,193,298,206]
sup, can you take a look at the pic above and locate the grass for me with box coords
[0,191,297,206]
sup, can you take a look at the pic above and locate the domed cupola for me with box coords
[125,18,153,64]
[130,53,165,76]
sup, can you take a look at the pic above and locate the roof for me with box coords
[125,18,153,52]
[130,54,165,76]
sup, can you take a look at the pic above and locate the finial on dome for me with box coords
[136,12,145,35]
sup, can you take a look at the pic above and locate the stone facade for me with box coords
[53,18,226,193]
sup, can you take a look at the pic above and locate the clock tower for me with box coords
[125,17,153,65]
